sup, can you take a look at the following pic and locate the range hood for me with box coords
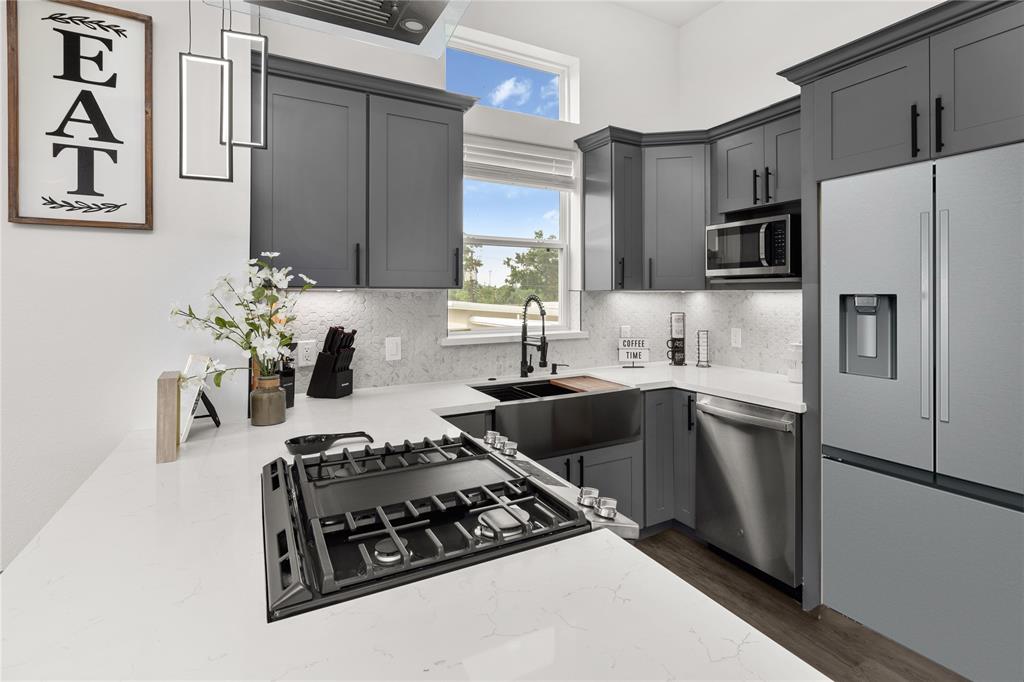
[204,0,470,57]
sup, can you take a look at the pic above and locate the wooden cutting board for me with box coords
[550,375,627,393]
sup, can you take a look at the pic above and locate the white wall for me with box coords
[1,1,252,567]
[675,0,942,128]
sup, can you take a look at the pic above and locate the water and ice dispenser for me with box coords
[839,294,896,379]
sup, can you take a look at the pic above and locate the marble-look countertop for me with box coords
[2,363,814,680]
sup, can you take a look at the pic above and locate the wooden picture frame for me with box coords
[6,0,153,229]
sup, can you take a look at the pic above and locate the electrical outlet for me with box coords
[296,340,316,367]
[385,336,402,362]
[731,327,742,348]
[620,325,631,338]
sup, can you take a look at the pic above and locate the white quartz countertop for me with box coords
[2,363,813,680]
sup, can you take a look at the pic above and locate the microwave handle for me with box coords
[758,224,769,266]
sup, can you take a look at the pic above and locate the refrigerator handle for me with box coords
[938,209,950,422]
[920,212,931,420]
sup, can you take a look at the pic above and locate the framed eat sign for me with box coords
[7,0,152,229]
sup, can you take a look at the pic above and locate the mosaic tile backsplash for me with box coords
[291,290,802,391]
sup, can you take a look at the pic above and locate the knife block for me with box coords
[306,349,354,399]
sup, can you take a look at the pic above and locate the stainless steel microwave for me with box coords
[705,214,798,278]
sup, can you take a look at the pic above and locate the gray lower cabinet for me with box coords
[930,2,1024,157]
[252,76,367,288]
[643,145,706,291]
[577,441,644,522]
[813,40,930,180]
[368,96,463,289]
[643,390,696,528]
[714,127,764,212]
[763,114,801,205]
[823,459,1024,681]
[582,142,643,290]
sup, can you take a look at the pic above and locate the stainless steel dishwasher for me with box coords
[695,394,801,587]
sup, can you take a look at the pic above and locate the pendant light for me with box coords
[221,1,268,149]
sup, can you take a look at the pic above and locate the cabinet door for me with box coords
[813,40,930,180]
[644,390,676,527]
[535,454,575,485]
[763,115,801,205]
[251,76,367,288]
[579,441,644,521]
[368,96,463,288]
[934,143,1024,494]
[582,145,613,291]
[643,145,706,291]
[715,127,765,212]
[612,143,644,290]
[674,391,697,527]
[930,3,1024,157]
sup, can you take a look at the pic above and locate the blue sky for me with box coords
[462,180,560,288]
[445,48,560,119]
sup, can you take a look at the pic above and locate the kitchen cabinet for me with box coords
[368,96,464,289]
[643,390,696,528]
[443,411,494,438]
[930,2,1024,157]
[643,144,706,291]
[714,127,764,213]
[713,114,801,213]
[251,58,472,289]
[251,76,367,288]
[538,442,644,522]
[763,114,802,205]
[582,142,644,290]
[812,40,931,180]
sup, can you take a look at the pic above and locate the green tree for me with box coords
[450,230,558,306]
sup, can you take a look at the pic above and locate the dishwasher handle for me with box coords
[696,400,794,432]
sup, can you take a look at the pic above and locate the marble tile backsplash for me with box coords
[291,289,802,391]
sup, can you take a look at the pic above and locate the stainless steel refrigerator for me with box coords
[819,142,1023,681]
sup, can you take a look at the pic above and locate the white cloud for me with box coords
[542,209,558,223]
[489,77,532,107]
[540,75,558,100]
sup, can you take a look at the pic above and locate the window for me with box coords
[448,179,568,334]
[444,27,579,123]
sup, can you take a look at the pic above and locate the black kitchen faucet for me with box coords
[520,294,548,378]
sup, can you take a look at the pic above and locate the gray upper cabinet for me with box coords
[764,114,801,204]
[643,144,706,291]
[582,141,643,290]
[369,96,463,289]
[252,76,367,288]
[813,40,930,180]
[930,2,1024,158]
[714,127,764,212]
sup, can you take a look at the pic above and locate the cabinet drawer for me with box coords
[813,40,930,180]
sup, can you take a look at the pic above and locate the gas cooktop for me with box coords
[261,433,589,621]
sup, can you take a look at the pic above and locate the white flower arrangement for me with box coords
[170,253,316,386]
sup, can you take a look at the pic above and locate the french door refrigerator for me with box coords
[819,142,1023,681]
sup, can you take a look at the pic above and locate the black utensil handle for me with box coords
[453,248,461,287]
[934,97,944,152]
[648,257,653,289]
[578,455,585,486]
[910,104,920,157]
[355,242,361,285]
[764,166,772,203]
[617,257,625,289]
[564,457,570,480]
[752,168,760,204]
[687,394,695,431]
[329,430,374,443]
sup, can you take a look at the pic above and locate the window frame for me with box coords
[445,26,580,124]
[451,177,570,337]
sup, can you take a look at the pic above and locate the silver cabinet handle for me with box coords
[920,212,931,420]
[696,401,794,432]
[758,224,769,266]
[938,209,950,423]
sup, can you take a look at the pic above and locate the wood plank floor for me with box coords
[635,528,965,681]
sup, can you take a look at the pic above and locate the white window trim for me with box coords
[446,26,580,124]
[448,137,580,341]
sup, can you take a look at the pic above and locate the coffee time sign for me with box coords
[7,0,152,229]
